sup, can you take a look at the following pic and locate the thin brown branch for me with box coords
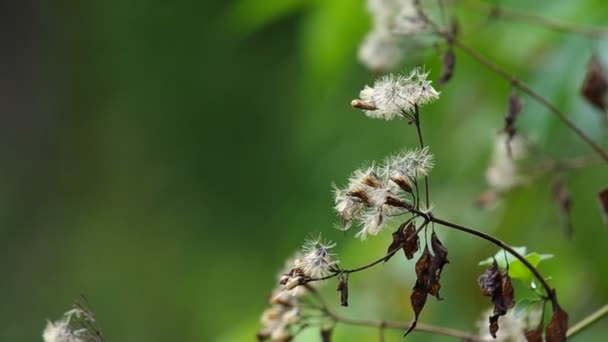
[422,212,559,307]
[331,314,490,342]
[470,1,608,38]
[448,37,608,163]
[567,304,608,338]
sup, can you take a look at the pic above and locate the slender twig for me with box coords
[307,242,405,282]
[414,210,559,307]
[448,37,608,163]
[567,304,608,338]
[305,284,488,341]
[469,1,608,38]
[331,314,489,341]
[413,105,431,209]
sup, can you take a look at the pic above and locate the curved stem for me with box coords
[413,105,431,209]
[331,314,490,342]
[469,1,608,38]
[420,211,558,307]
[567,304,608,338]
[449,37,608,163]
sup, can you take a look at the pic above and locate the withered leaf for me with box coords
[403,223,420,260]
[478,260,515,338]
[552,179,573,238]
[428,232,449,300]
[321,328,333,342]
[337,275,349,307]
[598,188,608,225]
[504,91,523,157]
[546,302,568,342]
[385,222,419,262]
[524,319,543,342]
[581,55,608,112]
[405,247,433,336]
[439,48,455,85]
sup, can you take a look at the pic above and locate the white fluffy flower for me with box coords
[486,133,527,192]
[358,0,428,70]
[383,147,434,186]
[295,237,339,279]
[356,69,440,120]
[358,29,403,72]
[42,304,103,342]
[43,321,84,342]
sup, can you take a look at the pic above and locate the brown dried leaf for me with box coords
[581,55,608,112]
[552,179,573,238]
[405,246,433,336]
[385,222,419,262]
[546,303,568,342]
[478,260,515,338]
[524,320,543,342]
[439,48,455,85]
[403,222,420,260]
[337,275,349,307]
[504,91,523,156]
[598,188,608,225]
[428,232,449,300]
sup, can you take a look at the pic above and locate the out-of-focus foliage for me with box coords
[1,0,607,341]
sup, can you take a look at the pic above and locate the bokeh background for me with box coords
[1,0,608,341]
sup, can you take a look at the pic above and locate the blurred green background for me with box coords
[1,0,607,341]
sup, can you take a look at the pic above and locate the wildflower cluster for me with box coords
[352,68,440,120]
[258,238,339,341]
[43,302,104,342]
[333,147,433,239]
[358,0,429,71]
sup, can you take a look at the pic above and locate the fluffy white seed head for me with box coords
[356,69,440,120]
[486,133,528,191]
[296,237,339,279]
[359,0,428,71]
[383,146,434,184]
[43,321,84,342]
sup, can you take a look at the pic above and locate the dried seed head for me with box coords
[354,68,440,120]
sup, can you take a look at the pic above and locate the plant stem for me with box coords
[330,314,489,341]
[567,304,608,338]
[469,1,608,38]
[413,105,431,209]
[410,210,559,307]
[448,37,608,163]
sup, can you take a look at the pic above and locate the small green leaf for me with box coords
[514,298,542,317]
[479,246,527,268]
[479,249,554,282]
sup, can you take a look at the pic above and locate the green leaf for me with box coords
[479,249,554,282]
[478,246,527,268]
[514,298,542,317]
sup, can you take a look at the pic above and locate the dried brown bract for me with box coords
[428,232,449,300]
[405,246,433,336]
[478,260,515,338]
[581,55,608,112]
[337,274,349,307]
[598,188,608,225]
[385,222,419,262]
[546,302,568,342]
[439,48,455,85]
[552,179,573,238]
